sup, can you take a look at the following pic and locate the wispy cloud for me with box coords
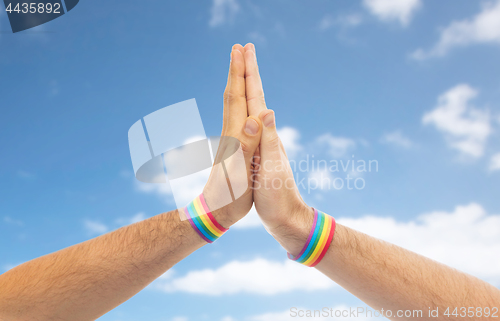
[232,205,262,229]
[114,212,147,226]
[48,80,59,97]
[412,0,500,59]
[307,169,335,191]
[489,153,500,171]
[209,0,239,27]
[278,126,365,164]
[83,212,148,236]
[277,127,302,157]
[155,202,500,297]
[248,32,266,45]
[154,258,334,295]
[363,0,421,26]
[2,262,24,273]
[423,84,491,158]
[339,203,500,285]
[135,179,172,197]
[83,219,109,236]
[319,14,363,31]
[135,127,361,204]
[246,306,376,321]
[380,130,413,148]
[3,216,24,227]
[17,170,35,180]
[337,14,363,28]
[315,134,357,158]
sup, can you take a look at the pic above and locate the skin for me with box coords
[0,44,261,321]
[242,43,500,320]
[1,43,499,321]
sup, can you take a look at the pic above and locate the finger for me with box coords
[225,44,245,87]
[244,43,267,117]
[232,44,245,59]
[252,145,261,173]
[239,116,263,170]
[222,44,247,137]
[258,109,281,161]
[217,116,262,198]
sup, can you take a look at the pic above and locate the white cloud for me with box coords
[119,169,133,178]
[319,14,363,30]
[489,153,500,171]
[247,306,377,321]
[2,263,22,273]
[171,317,188,321]
[248,32,266,44]
[3,216,24,227]
[277,127,302,157]
[48,80,59,97]
[273,22,286,38]
[233,205,263,229]
[135,127,361,205]
[136,145,210,206]
[84,213,150,236]
[412,1,500,59]
[315,134,356,158]
[167,169,210,208]
[308,169,335,191]
[339,203,500,285]
[423,84,491,158]
[115,212,147,226]
[380,130,413,148]
[319,15,335,31]
[83,219,108,236]
[136,179,172,197]
[338,14,363,28]
[17,170,35,179]
[363,0,421,26]
[155,258,334,295]
[209,0,239,27]
[249,309,306,321]
[155,203,500,297]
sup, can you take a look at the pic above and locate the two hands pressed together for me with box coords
[203,43,314,257]
[1,44,499,321]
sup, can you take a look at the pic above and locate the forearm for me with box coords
[0,43,262,321]
[272,207,500,320]
[318,224,500,319]
[0,209,226,321]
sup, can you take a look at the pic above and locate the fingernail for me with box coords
[262,112,275,128]
[245,118,259,136]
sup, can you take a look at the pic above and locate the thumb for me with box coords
[258,109,281,159]
[239,115,263,168]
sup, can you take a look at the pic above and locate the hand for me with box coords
[203,45,264,228]
[242,44,314,255]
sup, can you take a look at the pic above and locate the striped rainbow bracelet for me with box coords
[287,208,336,267]
[183,194,228,243]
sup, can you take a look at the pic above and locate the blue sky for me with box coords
[1,0,500,320]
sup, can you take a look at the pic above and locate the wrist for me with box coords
[211,205,234,229]
[267,202,315,256]
[206,192,252,229]
[201,186,237,229]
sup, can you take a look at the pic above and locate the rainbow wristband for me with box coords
[287,209,336,267]
[183,194,228,243]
